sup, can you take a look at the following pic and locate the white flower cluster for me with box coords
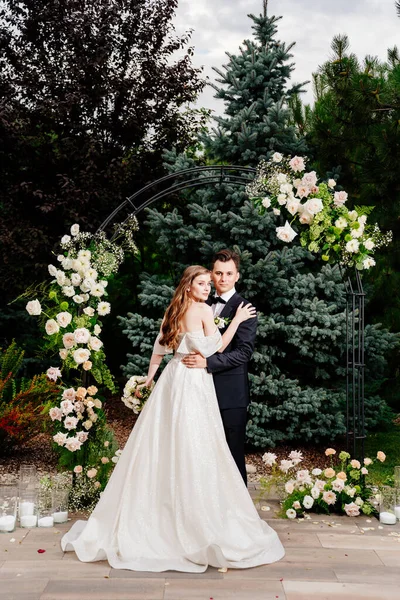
[122,376,153,414]
[247,154,390,269]
[50,385,102,451]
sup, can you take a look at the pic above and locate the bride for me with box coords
[61,265,285,572]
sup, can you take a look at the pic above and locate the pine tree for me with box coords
[118,4,398,447]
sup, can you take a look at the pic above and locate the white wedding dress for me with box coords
[61,329,285,572]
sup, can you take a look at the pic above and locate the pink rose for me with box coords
[333,191,348,207]
[65,437,82,452]
[87,468,97,479]
[76,431,89,443]
[82,360,92,371]
[322,490,337,505]
[46,366,61,382]
[361,467,368,475]
[289,156,305,173]
[364,458,372,466]
[62,388,76,401]
[49,407,62,421]
[73,465,83,474]
[60,399,74,415]
[344,502,360,517]
[350,460,361,469]
[94,481,101,489]
[377,451,386,462]
[299,211,313,225]
[101,457,109,464]
[325,448,337,456]
[296,185,310,199]
[324,468,335,478]
[302,171,318,187]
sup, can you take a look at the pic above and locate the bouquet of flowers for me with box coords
[259,447,386,519]
[122,376,154,414]
[246,153,392,270]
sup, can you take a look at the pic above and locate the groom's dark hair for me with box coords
[211,249,240,271]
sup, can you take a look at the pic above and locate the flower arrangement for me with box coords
[25,218,138,390]
[122,376,153,414]
[246,153,392,270]
[259,447,386,519]
[214,316,231,330]
[49,384,103,452]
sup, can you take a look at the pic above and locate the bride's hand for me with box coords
[234,302,256,324]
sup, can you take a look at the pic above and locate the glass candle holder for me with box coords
[52,489,69,523]
[0,484,18,533]
[37,489,54,528]
[394,466,400,488]
[19,489,38,528]
[379,486,397,525]
[19,464,37,491]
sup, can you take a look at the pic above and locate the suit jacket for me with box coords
[206,292,257,410]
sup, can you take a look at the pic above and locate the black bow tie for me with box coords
[210,296,227,305]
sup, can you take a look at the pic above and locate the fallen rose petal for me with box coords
[218,567,228,573]
[9,538,15,543]
[37,549,46,554]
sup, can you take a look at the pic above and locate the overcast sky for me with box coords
[173,0,399,115]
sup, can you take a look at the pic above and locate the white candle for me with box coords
[0,515,16,532]
[52,511,68,523]
[19,501,35,517]
[380,511,397,525]
[38,516,54,527]
[395,506,400,520]
[20,515,37,528]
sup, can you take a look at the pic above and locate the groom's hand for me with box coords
[182,352,207,369]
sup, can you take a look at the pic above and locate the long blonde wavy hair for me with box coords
[159,265,210,350]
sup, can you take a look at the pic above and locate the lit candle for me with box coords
[20,515,37,528]
[19,501,35,517]
[395,506,400,520]
[52,511,68,523]
[380,511,397,525]
[38,516,54,527]
[0,515,16,532]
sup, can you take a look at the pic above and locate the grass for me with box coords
[364,425,400,485]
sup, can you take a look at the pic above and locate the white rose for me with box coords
[84,307,96,317]
[303,197,323,215]
[60,235,71,246]
[289,156,305,172]
[70,224,80,236]
[62,286,75,298]
[60,399,74,415]
[355,497,364,506]
[61,257,73,270]
[364,239,375,250]
[280,183,292,195]
[272,208,281,216]
[286,199,301,216]
[351,226,364,239]
[311,468,322,476]
[86,268,98,280]
[277,194,287,206]
[272,152,283,163]
[83,419,93,430]
[62,332,76,349]
[65,437,82,452]
[335,217,348,230]
[89,336,103,351]
[73,348,91,364]
[97,302,111,316]
[56,270,68,286]
[80,278,95,293]
[53,432,68,446]
[56,311,72,328]
[299,210,313,225]
[348,210,358,221]
[302,171,318,187]
[57,255,64,262]
[99,280,108,288]
[59,349,68,360]
[311,486,320,499]
[359,215,367,225]
[74,328,90,344]
[345,239,359,253]
[71,273,82,286]
[303,495,314,509]
[48,264,58,277]
[94,324,101,335]
[90,283,105,297]
[276,173,287,184]
[362,257,376,269]
[78,249,91,260]
[328,179,337,188]
[45,319,59,335]
[286,509,297,519]
[81,293,89,302]
[26,299,42,316]
[262,197,271,209]
[73,295,84,304]
[276,221,297,243]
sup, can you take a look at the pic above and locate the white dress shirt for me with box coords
[212,287,237,317]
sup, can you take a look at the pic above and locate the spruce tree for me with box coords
[118,3,397,447]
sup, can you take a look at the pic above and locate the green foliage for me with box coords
[119,7,398,446]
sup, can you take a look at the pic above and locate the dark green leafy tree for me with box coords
[0,0,206,304]
[119,4,398,447]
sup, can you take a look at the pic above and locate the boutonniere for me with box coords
[214,316,231,329]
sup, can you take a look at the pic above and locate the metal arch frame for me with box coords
[97,164,366,460]
[96,165,257,237]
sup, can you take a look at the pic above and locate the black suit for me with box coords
[206,292,257,485]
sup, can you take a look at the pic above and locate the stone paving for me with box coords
[1,490,400,600]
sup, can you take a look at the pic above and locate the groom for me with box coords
[182,249,257,485]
